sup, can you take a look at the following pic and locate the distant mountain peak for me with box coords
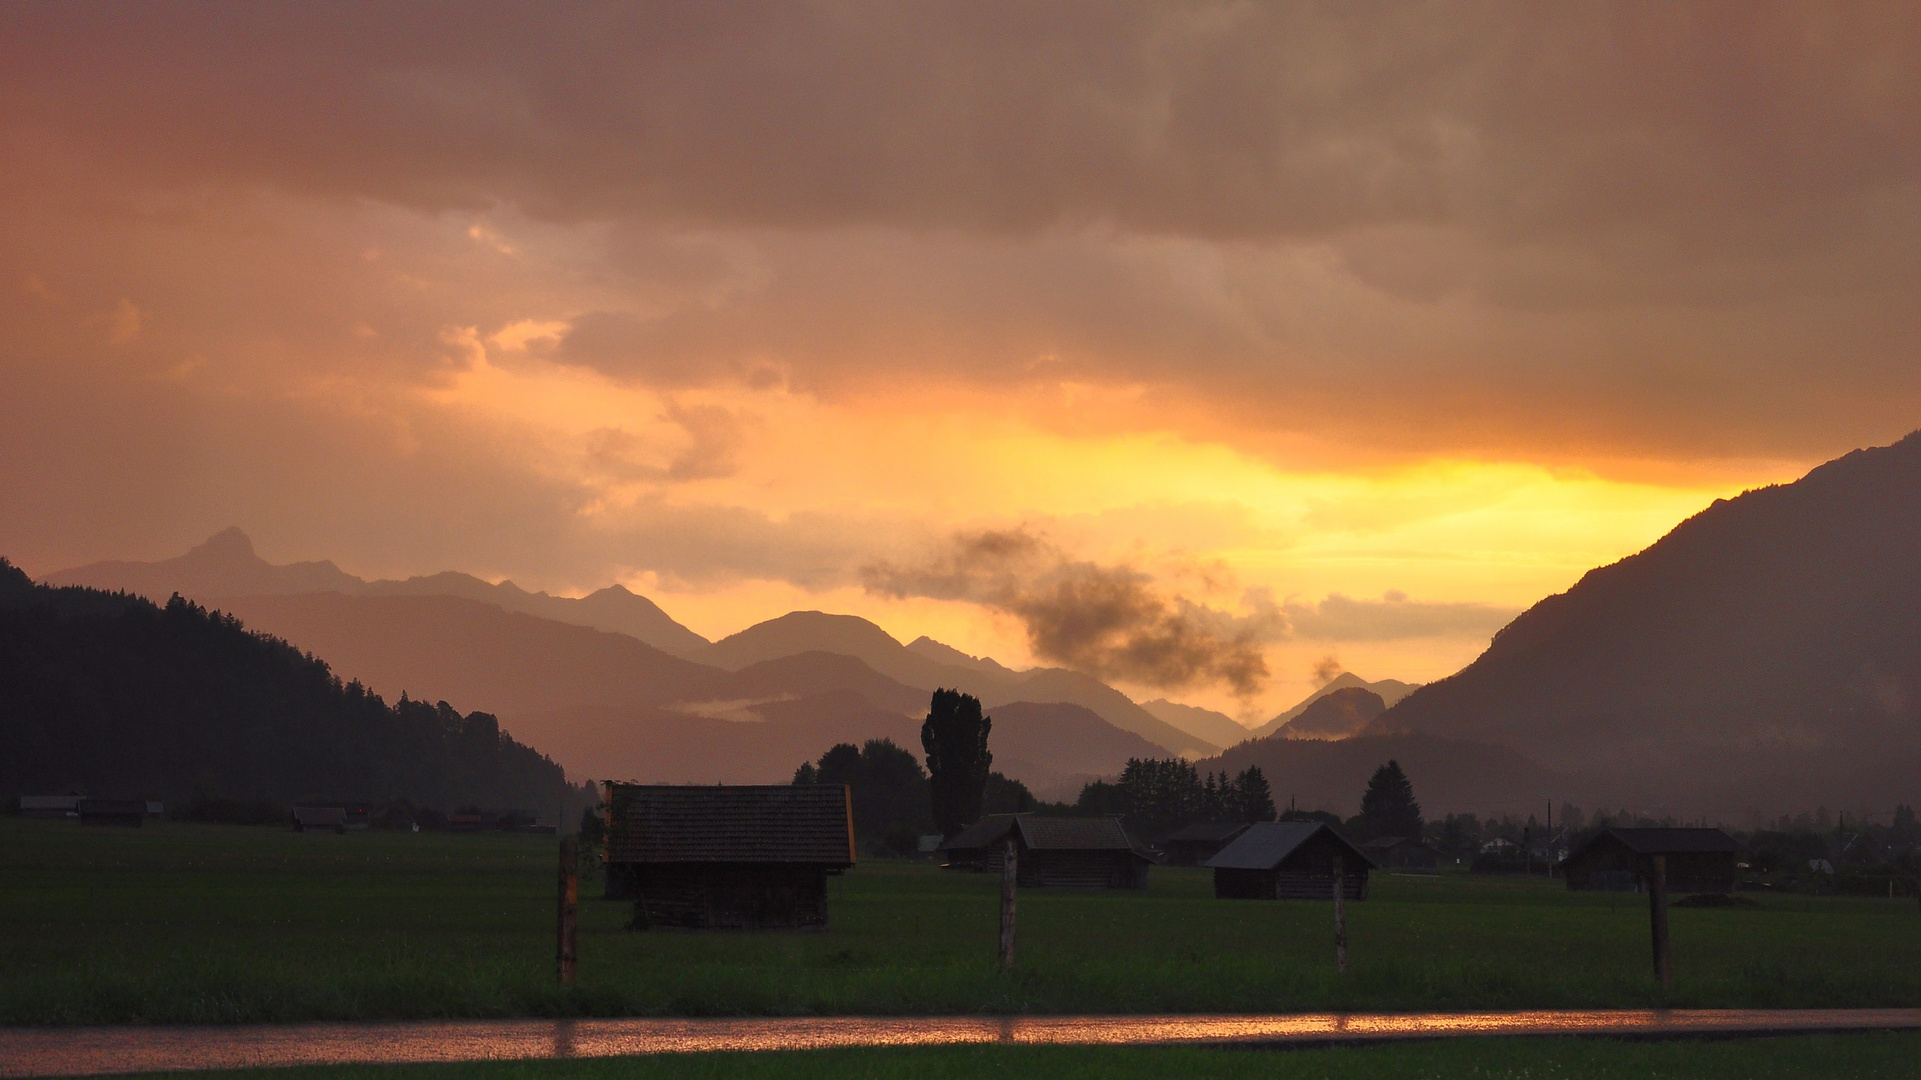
[194,526,258,560]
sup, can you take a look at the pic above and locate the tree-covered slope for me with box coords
[0,560,566,807]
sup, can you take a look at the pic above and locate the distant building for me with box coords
[20,795,83,819]
[78,799,147,827]
[1362,835,1441,872]
[942,814,1153,889]
[1161,821,1252,867]
[292,806,348,833]
[604,783,856,931]
[1206,821,1377,900]
[1560,827,1741,894]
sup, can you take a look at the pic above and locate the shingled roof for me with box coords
[944,813,1142,852]
[605,784,855,867]
[1578,827,1741,856]
[1205,821,1377,871]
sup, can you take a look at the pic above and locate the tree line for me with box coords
[0,558,571,816]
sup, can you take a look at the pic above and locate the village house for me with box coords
[1560,827,1741,894]
[1361,834,1441,872]
[603,783,856,930]
[1161,821,1252,867]
[941,814,1153,889]
[292,806,348,833]
[1206,821,1378,900]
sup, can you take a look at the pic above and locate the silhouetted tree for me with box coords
[1359,759,1422,840]
[921,689,992,838]
[983,771,1037,814]
[1233,765,1276,823]
[796,738,932,852]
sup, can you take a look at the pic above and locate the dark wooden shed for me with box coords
[292,806,347,833]
[1161,821,1252,866]
[1560,827,1740,894]
[604,783,856,931]
[1206,821,1376,900]
[78,799,146,827]
[1362,835,1441,872]
[942,814,1153,889]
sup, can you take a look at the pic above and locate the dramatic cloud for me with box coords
[864,529,1281,696]
[4,2,1912,713]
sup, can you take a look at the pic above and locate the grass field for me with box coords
[103,1035,1921,1080]
[3,817,1919,1026]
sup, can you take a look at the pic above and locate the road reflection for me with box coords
[5,1009,1920,1077]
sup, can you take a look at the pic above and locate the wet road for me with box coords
[5,1009,1919,1077]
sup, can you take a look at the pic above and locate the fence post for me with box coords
[1332,854,1348,973]
[1648,853,1670,989]
[999,836,1018,971]
[558,835,578,985]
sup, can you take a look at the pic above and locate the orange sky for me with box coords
[4,4,1917,719]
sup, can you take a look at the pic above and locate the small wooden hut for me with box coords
[941,814,1153,889]
[1161,821,1252,867]
[292,806,347,833]
[604,783,856,930]
[1560,827,1740,894]
[1205,821,1376,900]
[1361,835,1441,872]
[77,799,146,827]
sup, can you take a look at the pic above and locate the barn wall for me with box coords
[631,863,830,930]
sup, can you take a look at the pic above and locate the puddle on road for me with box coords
[6,1010,1921,1078]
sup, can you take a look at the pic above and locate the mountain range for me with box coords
[1362,429,1921,815]
[46,530,1226,791]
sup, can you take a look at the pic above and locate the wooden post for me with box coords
[1648,853,1670,990]
[557,835,578,985]
[999,836,1018,971]
[1332,855,1348,973]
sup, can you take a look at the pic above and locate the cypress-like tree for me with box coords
[921,688,992,838]
[1359,759,1423,840]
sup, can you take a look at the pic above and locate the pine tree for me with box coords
[1359,759,1422,840]
[921,689,992,839]
[1235,765,1276,823]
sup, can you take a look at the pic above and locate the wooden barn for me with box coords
[292,806,347,833]
[941,814,1153,889]
[1206,821,1377,900]
[1560,827,1741,895]
[1161,821,1252,867]
[604,783,856,931]
[1362,835,1441,872]
[77,798,146,827]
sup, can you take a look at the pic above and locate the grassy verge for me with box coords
[109,1034,1921,1080]
[3,818,1919,1025]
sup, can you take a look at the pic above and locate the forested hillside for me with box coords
[0,560,567,809]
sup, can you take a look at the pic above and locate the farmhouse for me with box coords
[78,798,146,827]
[942,814,1153,889]
[1560,827,1741,894]
[604,783,856,930]
[1161,821,1252,866]
[19,794,83,819]
[1362,834,1441,872]
[292,806,347,833]
[1206,821,1377,900]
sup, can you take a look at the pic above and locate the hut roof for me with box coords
[1205,821,1378,871]
[606,784,855,867]
[1571,827,1740,858]
[945,813,1142,853]
[1164,820,1253,844]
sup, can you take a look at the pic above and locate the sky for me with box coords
[4,3,1919,720]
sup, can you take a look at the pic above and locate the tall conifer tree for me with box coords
[921,688,992,838]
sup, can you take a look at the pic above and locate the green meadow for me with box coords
[2,817,1918,1026]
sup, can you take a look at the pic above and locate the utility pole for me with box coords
[557,835,578,985]
[1648,854,1670,990]
[999,837,1018,971]
[1332,855,1348,973]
